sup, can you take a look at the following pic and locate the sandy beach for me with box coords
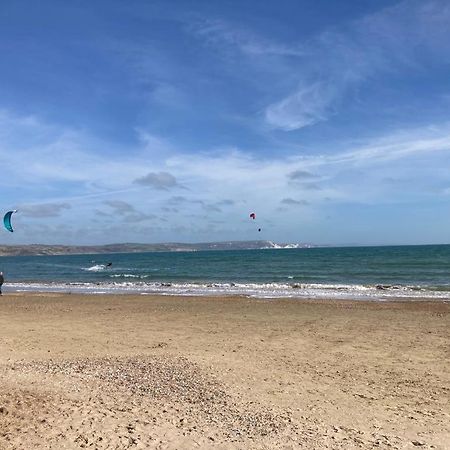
[0,293,448,449]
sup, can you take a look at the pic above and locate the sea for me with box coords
[1,245,450,301]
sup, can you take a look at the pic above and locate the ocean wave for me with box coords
[5,281,450,301]
[83,264,108,272]
[109,274,151,279]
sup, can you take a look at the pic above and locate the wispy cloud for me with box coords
[190,19,304,57]
[295,183,322,191]
[19,202,71,218]
[288,170,318,181]
[166,195,224,213]
[2,106,450,244]
[104,200,136,214]
[0,111,174,194]
[266,82,336,130]
[319,128,450,166]
[281,198,309,206]
[103,199,156,222]
[168,196,188,205]
[216,199,235,206]
[262,0,450,131]
[133,171,181,190]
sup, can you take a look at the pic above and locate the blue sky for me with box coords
[1,0,450,246]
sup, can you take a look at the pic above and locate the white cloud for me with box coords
[281,198,309,206]
[190,19,304,57]
[2,107,450,243]
[19,202,71,218]
[264,0,450,131]
[265,82,335,130]
[133,171,180,190]
[0,110,168,191]
[104,200,136,214]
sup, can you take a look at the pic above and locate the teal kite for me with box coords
[3,210,17,232]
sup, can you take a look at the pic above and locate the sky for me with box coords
[1,0,450,246]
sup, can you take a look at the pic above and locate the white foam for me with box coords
[5,281,450,301]
[83,264,107,272]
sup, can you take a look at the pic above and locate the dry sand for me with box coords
[0,293,448,449]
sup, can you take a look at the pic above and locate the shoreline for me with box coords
[3,290,450,306]
[4,281,450,302]
[0,293,449,448]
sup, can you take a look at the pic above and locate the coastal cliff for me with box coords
[0,241,314,256]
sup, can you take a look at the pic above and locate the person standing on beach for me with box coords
[0,272,3,295]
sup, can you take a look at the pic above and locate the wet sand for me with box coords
[0,293,449,449]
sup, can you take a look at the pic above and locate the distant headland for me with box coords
[0,240,316,257]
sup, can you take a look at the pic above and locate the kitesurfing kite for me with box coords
[249,212,261,232]
[3,210,17,232]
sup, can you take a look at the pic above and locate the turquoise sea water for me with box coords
[1,245,450,300]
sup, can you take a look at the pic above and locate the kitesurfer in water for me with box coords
[0,272,4,295]
[249,212,262,232]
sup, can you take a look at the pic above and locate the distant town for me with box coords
[0,241,316,257]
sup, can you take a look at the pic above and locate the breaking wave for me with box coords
[6,281,450,301]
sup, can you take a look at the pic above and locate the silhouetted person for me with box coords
[0,272,4,295]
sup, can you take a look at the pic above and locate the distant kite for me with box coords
[249,212,261,232]
[3,210,17,232]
